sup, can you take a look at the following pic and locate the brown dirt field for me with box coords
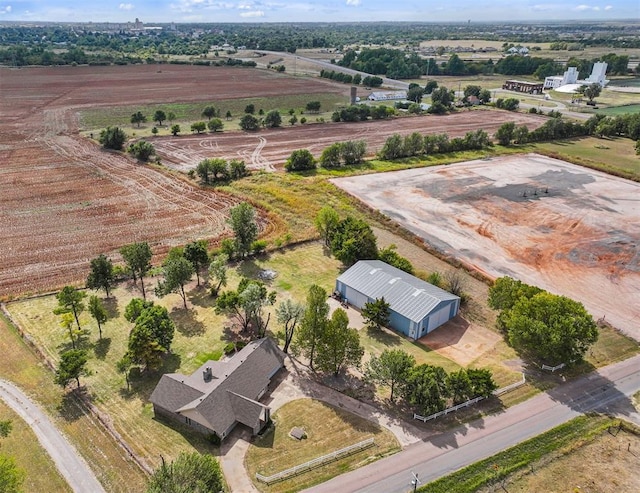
[1,64,341,298]
[154,110,547,172]
[332,154,640,341]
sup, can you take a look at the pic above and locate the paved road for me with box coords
[0,379,106,493]
[305,354,640,493]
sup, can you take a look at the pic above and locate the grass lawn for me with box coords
[78,93,345,134]
[420,414,616,493]
[0,400,71,493]
[245,398,400,493]
[0,313,148,493]
[596,103,640,116]
[534,136,640,181]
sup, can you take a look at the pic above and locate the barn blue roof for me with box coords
[336,260,459,323]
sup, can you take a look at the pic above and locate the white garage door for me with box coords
[427,305,450,332]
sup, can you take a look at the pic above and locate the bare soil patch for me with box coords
[154,110,546,172]
[1,64,339,297]
[419,315,502,367]
[331,154,640,341]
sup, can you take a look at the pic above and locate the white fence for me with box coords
[255,437,375,484]
[492,372,526,396]
[541,363,566,372]
[413,373,527,422]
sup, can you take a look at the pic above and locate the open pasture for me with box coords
[0,64,340,297]
[154,111,546,172]
[332,154,640,340]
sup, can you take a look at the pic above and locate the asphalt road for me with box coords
[0,379,106,493]
[304,354,640,493]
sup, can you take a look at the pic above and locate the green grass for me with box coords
[245,399,400,493]
[78,93,346,132]
[419,414,614,493]
[0,313,148,493]
[596,103,640,116]
[533,136,640,181]
[0,400,71,493]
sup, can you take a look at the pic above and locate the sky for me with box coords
[0,0,638,23]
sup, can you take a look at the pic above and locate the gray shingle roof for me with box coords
[337,260,459,323]
[150,337,284,435]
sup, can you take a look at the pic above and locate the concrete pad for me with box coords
[332,154,640,340]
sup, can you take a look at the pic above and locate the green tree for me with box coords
[55,349,90,388]
[0,420,11,438]
[319,143,342,168]
[88,295,107,339]
[229,159,248,179]
[407,85,424,103]
[54,286,87,332]
[99,126,127,150]
[340,140,366,165]
[153,110,167,126]
[276,299,304,353]
[365,349,415,402]
[447,369,473,404]
[401,364,450,415]
[225,110,232,120]
[295,284,329,370]
[120,242,153,299]
[124,298,154,323]
[239,113,260,131]
[0,455,25,493]
[202,105,216,120]
[362,297,390,331]
[495,122,516,146]
[467,368,498,397]
[59,312,81,350]
[331,216,378,266]
[289,115,298,126]
[379,134,405,160]
[228,202,258,258]
[191,121,206,134]
[314,205,340,247]
[285,149,316,171]
[488,277,542,311]
[403,132,424,157]
[315,308,363,376]
[208,254,228,296]
[305,101,321,113]
[463,85,482,98]
[126,305,175,370]
[146,452,223,493]
[170,124,180,136]
[86,254,115,297]
[130,111,147,128]
[216,278,275,334]
[580,83,602,102]
[207,118,224,132]
[183,240,209,286]
[264,110,282,128]
[378,244,414,274]
[430,86,453,107]
[167,112,176,123]
[156,256,194,310]
[128,140,155,161]
[244,103,255,114]
[116,354,133,392]
[478,88,492,104]
[504,292,598,365]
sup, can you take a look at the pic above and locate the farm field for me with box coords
[0,64,346,298]
[331,154,640,341]
[154,110,547,172]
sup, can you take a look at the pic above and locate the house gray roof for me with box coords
[337,260,459,323]
[149,337,284,435]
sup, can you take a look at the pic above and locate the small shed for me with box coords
[335,260,460,340]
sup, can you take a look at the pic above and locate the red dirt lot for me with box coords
[154,111,548,172]
[1,65,337,297]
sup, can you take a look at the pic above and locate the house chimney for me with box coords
[203,367,212,382]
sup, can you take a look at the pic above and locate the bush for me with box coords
[251,239,268,255]
[285,149,316,172]
[239,114,260,131]
[191,121,206,133]
[128,140,155,161]
[99,126,127,150]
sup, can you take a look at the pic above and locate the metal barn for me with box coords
[335,260,460,340]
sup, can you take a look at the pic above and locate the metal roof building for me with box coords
[335,260,460,340]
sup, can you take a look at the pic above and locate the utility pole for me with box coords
[411,471,420,492]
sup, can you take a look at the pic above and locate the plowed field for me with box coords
[1,65,340,297]
[332,154,640,340]
[154,111,548,172]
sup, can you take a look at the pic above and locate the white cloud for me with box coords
[240,9,264,17]
[0,5,12,14]
[119,3,134,10]
[573,4,603,11]
[604,5,613,10]
[346,0,362,6]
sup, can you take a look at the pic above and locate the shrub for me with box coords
[285,149,316,172]
[128,140,155,161]
[251,239,268,255]
[99,126,127,150]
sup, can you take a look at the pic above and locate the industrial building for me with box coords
[335,260,460,340]
[502,80,544,94]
